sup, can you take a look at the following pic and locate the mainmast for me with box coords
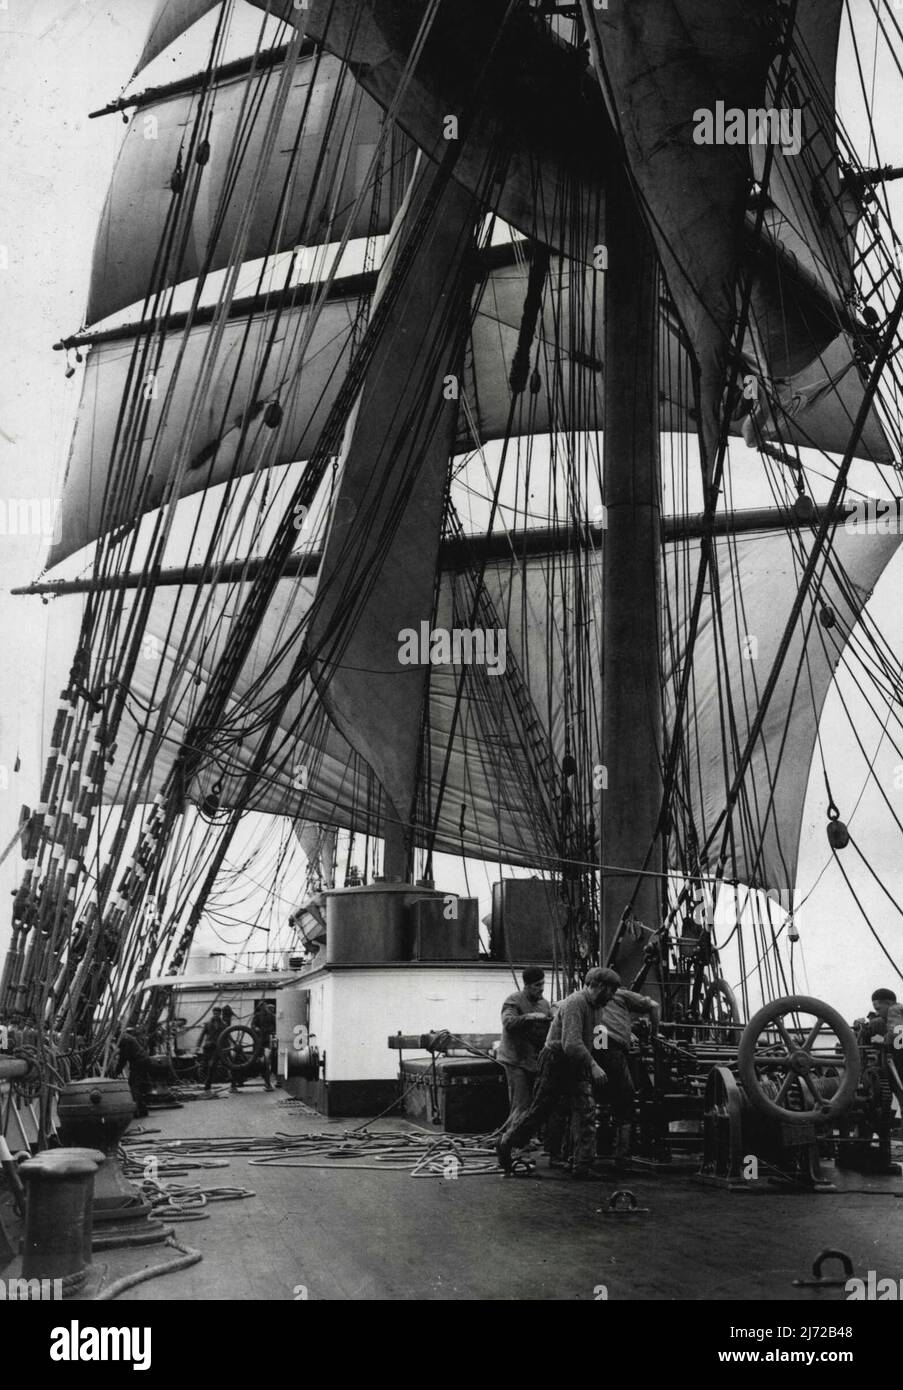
[600,163,663,985]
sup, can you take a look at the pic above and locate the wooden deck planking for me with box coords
[78,1085,903,1301]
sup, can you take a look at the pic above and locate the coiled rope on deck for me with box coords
[120,1127,515,1177]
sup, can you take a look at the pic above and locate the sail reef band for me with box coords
[495,966,659,1180]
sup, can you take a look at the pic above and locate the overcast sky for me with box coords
[0,1,902,1017]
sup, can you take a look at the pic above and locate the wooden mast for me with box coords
[600,162,663,986]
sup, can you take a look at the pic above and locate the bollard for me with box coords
[19,1151,100,1296]
[38,1148,104,1266]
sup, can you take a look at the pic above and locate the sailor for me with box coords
[251,1000,276,1091]
[592,967,660,1167]
[856,989,903,1049]
[497,966,552,1121]
[200,1007,226,1091]
[496,967,614,1181]
[221,1004,247,1091]
[115,1026,151,1119]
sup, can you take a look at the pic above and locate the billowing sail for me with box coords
[105,550,594,868]
[48,248,604,567]
[84,505,901,894]
[582,0,780,477]
[87,49,414,326]
[133,0,222,77]
[750,0,853,301]
[47,287,365,569]
[245,0,612,259]
[748,333,892,464]
[49,240,891,569]
[666,525,903,888]
[306,160,482,868]
[9,0,903,1045]
[52,0,884,574]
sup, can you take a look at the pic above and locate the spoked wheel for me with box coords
[738,995,859,1127]
[216,1025,263,1078]
[701,977,742,1043]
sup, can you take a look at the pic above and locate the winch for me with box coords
[56,1078,169,1242]
[606,992,901,1189]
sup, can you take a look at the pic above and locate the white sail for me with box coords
[306,160,482,866]
[75,505,900,894]
[87,50,413,326]
[750,0,852,301]
[95,551,590,868]
[582,0,781,478]
[133,0,222,78]
[48,245,891,569]
[666,525,903,887]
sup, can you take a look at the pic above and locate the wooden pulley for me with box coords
[200,780,223,816]
[827,818,850,850]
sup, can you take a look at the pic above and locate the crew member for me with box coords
[251,1000,276,1091]
[200,1007,225,1091]
[496,967,615,1181]
[856,989,903,1048]
[219,1002,242,1089]
[115,1026,151,1119]
[593,967,660,1166]
[497,967,552,1121]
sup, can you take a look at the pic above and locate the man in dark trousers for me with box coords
[251,1001,276,1091]
[497,966,552,1121]
[115,1027,151,1119]
[200,1007,226,1091]
[593,967,660,1166]
[496,967,615,1180]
